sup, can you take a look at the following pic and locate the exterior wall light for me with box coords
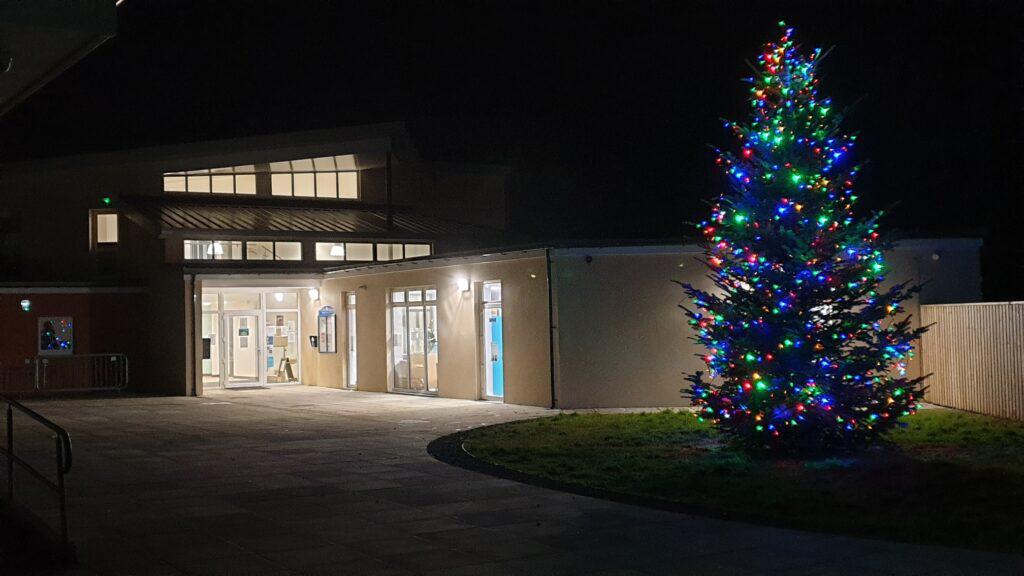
[308,288,320,301]
[20,299,31,312]
[457,278,470,292]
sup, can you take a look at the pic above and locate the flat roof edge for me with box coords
[324,249,549,278]
[0,286,147,294]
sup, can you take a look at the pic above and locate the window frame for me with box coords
[164,157,360,200]
[89,209,119,251]
[184,239,302,262]
[387,286,439,395]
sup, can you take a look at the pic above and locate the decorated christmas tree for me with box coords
[682,23,927,453]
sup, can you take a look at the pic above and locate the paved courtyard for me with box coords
[5,387,1022,575]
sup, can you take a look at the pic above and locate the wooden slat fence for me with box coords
[921,302,1024,420]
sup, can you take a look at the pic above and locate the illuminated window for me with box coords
[377,243,404,261]
[293,173,315,197]
[163,175,186,192]
[316,242,431,262]
[187,240,301,261]
[184,240,243,261]
[235,174,256,194]
[404,244,431,259]
[271,173,292,196]
[346,243,373,261]
[338,172,358,199]
[246,241,275,260]
[164,156,359,200]
[274,242,302,261]
[90,210,118,249]
[316,172,337,198]
[315,242,346,261]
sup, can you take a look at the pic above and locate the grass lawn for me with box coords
[462,409,1024,554]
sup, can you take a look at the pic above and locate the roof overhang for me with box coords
[123,195,498,240]
[0,0,116,117]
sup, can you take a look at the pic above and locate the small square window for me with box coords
[211,175,234,194]
[483,281,502,303]
[346,243,373,261]
[391,290,406,303]
[163,175,187,192]
[275,242,302,261]
[271,173,292,196]
[315,242,346,261]
[408,290,423,302]
[404,244,431,259]
[187,175,211,193]
[212,241,243,260]
[184,240,212,260]
[235,174,256,194]
[338,172,358,199]
[94,212,118,245]
[293,173,315,198]
[246,241,274,260]
[376,243,404,261]
[425,289,437,301]
[315,172,337,198]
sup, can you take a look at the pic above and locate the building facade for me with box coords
[0,123,509,394]
[0,125,983,408]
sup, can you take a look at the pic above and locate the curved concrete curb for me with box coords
[427,426,764,525]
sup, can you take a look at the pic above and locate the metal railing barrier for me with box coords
[35,353,129,393]
[0,393,73,544]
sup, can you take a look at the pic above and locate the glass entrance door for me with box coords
[346,292,357,389]
[221,312,262,388]
[389,287,438,394]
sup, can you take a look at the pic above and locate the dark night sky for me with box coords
[2,0,1021,295]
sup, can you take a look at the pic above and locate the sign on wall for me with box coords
[318,306,336,354]
[38,317,74,356]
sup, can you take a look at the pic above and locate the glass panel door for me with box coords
[409,303,426,392]
[346,293,357,389]
[391,300,410,391]
[483,304,504,399]
[265,311,299,384]
[425,304,438,392]
[389,287,438,394]
[222,312,262,387]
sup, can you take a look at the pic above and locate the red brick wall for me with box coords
[0,292,149,393]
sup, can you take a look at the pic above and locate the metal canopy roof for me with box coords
[141,199,493,240]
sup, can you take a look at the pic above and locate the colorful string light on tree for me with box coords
[681,22,927,453]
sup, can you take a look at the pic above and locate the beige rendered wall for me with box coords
[551,249,710,409]
[317,254,552,407]
[551,240,982,409]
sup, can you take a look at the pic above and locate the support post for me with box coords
[6,404,12,501]
[385,151,393,230]
[56,435,67,544]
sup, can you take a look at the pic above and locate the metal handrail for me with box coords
[0,393,73,544]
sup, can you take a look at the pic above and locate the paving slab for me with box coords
[2,386,1020,575]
